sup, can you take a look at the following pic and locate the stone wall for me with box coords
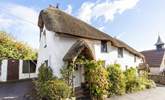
[149,75,165,85]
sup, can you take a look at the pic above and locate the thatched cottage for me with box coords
[37,7,144,88]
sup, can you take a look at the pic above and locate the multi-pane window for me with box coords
[101,41,108,53]
[118,48,123,58]
[23,60,36,73]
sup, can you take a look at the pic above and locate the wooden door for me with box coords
[7,60,19,81]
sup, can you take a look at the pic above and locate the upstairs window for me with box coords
[134,55,136,63]
[101,41,107,53]
[118,48,123,58]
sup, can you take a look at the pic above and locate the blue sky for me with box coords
[0,0,165,51]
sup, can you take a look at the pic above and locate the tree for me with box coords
[0,31,37,60]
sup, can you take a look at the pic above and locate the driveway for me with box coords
[0,80,33,100]
[106,85,165,100]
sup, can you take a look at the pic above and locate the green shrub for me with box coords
[47,80,72,100]
[60,64,74,86]
[85,60,109,99]
[107,64,126,96]
[124,68,156,93]
[139,71,156,89]
[124,67,142,93]
[34,63,71,100]
[37,63,54,83]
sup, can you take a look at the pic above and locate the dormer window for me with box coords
[118,48,123,58]
[101,41,107,53]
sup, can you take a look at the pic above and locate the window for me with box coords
[134,55,136,63]
[23,60,36,73]
[23,61,29,73]
[43,30,47,48]
[118,48,123,58]
[30,61,36,73]
[101,41,108,53]
[45,60,48,67]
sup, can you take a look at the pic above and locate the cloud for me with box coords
[0,3,39,48]
[77,2,95,23]
[64,5,72,14]
[77,0,139,23]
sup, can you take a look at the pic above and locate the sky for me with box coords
[0,0,165,51]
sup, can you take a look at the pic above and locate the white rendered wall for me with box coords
[19,60,37,80]
[0,60,7,81]
[159,53,165,73]
[150,67,160,75]
[37,29,143,77]
[85,40,143,70]
[37,29,77,77]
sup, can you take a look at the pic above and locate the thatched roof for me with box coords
[38,7,143,58]
[63,40,94,61]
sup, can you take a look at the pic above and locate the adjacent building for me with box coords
[0,59,37,82]
[141,36,165,75]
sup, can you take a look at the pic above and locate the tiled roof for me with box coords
[141,49,165,67]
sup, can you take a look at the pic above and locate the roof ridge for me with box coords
[38,7,143,57]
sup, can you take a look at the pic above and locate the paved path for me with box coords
[0,80,165,100]
[107,86,165,100]
[0,80,33,100]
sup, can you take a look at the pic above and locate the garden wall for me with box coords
[149,75,165,85]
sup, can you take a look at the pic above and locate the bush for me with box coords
[124,68,156,93]
[47,80,71,100]
[37,63,54,83]
[139,71,156,89]
[85,60,109,100]
[124,67,142,93]
[34,63,71,100]
[107,64,126,96]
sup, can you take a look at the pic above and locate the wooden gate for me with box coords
[7,60,19,81]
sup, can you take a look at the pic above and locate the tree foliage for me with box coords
[0,31,37,60]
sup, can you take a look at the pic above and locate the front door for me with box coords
[7,60,19,81]
[73,65,85,88]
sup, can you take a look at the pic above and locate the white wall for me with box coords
[0,60,8,82]
[37,29,77,77]
[19,60,37,80]
[37,29,143,77]
[150,67,160,75]
[159,53,165,73]
[85,39,143,70]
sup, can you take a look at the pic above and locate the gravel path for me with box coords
[0,80,33,100]
[106,86,165,100]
